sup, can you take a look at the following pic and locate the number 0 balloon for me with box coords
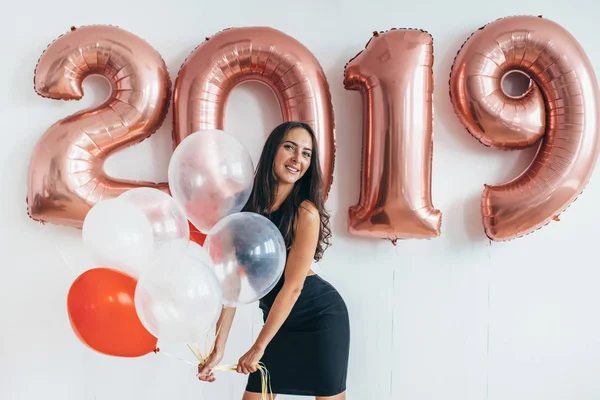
[173,26,336,199]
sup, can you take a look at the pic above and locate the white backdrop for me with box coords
[2,0,600,399]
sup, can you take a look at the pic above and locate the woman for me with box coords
[197,121,350,399]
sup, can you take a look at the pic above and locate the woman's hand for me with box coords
[197,349,224,383]
[236,344,265,375]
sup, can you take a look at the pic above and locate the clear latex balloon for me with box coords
[82,199,154,278]
[118,188,190,267]
[205,212,287,306]
[168,129,254,234]
[134,243,223,343]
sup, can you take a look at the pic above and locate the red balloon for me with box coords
[67,267,157,357]
[188,220,206,246]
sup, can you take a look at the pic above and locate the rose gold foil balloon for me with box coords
[27,25,171,228]
[344,29,442,242]
[173,26,335,198]
[450,16,600,241]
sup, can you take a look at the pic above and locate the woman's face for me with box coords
[273,127,313,185]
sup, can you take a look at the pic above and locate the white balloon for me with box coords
[168,129,254,234]
[205,212,287,306]
[82,199,154,277]
[135,243,224,343]
[118,188,190,268]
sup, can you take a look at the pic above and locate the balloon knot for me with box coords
[373,31,379,37]
[70,26,77,31]
[153,347,160,354]
[537,15,543,18]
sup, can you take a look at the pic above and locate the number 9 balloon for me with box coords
[450,15,600,241]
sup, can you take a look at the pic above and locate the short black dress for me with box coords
[245,209,350,397]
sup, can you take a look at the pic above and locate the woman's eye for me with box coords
[284,144,293,151]
[303,152,311,158]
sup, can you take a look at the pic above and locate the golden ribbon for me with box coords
[155,329,273,400]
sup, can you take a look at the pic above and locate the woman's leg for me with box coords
[316,392,346,400]
[242,391,277,400]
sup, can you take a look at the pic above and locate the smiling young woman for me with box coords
[197,121,351,400]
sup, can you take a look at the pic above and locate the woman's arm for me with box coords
[197,306,237,382]
[236,201,320,374]
[214,306,237,353]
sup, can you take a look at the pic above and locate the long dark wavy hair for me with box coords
[242,121,332,261]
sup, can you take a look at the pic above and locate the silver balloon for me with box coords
[168,129,254,234]
[205,212,287,307]
[134,243,224,344]
[118,188,190,268]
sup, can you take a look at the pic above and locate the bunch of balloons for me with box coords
[67,129,287,358]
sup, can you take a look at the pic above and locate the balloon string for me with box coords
[154,348,197,366]
[155,346,275,398]
[155,321,273,400]
[186,340,273,400]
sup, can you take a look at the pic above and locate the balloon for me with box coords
[449,15,600,241]
[173,26,335,199]
[67,267,157,357]
[135,243,224,343]
[168,129,254,234]
[27,25,171,228]
[205,212,286,307]
[188,221,207,246]
[344,29,442,242]
[118,188,190,267]
[82,199,154,278]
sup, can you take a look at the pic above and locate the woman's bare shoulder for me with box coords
[298,200,319,220]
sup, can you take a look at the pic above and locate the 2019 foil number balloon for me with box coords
[450,15,600,241]
[27,17,599,242]
[344,29,442,241]
[27,25,171,228]
[173,26,336,198]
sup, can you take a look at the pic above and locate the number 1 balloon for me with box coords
[344,29,442,242]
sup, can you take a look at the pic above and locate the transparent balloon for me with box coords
[82,199,154,278]
[118,188,190,267]
[168,129,254,234]
[134,243,223,344]
[205,212,287,306]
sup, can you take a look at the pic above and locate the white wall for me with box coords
[2,0,600,399]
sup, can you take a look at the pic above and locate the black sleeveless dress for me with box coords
[245,209,350,397]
